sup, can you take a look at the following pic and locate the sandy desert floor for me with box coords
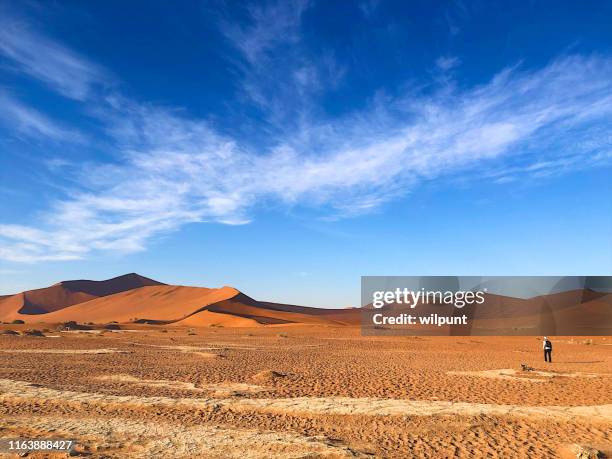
[0,325,610,458]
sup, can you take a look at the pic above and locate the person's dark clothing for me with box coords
[544,339,552,362]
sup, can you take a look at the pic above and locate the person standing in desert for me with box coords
[543,337,553,362]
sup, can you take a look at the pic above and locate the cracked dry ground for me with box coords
[0,328,611,458]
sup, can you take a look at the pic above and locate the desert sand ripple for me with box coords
[95,374,268,396]
[1,378,610,422]
[2,414,364,458]
[447,368,607,382]
[0,348,128,354]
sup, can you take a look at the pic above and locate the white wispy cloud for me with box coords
[359,0,381,19]
[221,0,310,65]
[0,14,611,262]
[0,13,110,100]
[435,56,461,71]
[0,92,82,141]
[219,0,344,127]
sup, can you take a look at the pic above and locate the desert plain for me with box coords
[0,275,610,458]
[0,326,610,458]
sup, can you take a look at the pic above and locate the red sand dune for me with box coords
[172,310,262,328]
[259,301,361,325]
[469,293,612,335]
[33,287,355,326]
[0,274,361,326]
[1,274,609,332]
[0,273,163,321]
[0,294,27,323]
[37,285,240,324]
[206,293,350,325]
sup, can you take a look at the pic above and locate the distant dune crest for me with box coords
[1,274,609,332]
[14,273,164,315]
[0,274,359,326]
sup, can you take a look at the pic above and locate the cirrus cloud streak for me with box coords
[0,12,611,262]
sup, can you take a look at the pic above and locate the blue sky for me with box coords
[0,0,611,307]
